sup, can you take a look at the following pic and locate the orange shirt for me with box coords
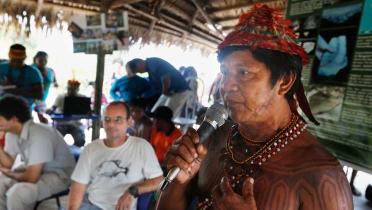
[151,127,182,163]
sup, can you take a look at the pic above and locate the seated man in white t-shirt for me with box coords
[0,95,76,210]
[68,101,164,210]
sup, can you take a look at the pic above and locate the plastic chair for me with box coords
[34,189,69,210]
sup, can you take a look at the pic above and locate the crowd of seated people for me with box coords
[0,95,200,209]
[0,44,208,209]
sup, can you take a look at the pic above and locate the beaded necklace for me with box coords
[197,114,306,210]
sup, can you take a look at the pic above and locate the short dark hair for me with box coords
[10,44,26,51]
[217,46,302,100]
[33,51,48,63]
[34,51,48,58]
[126,58,143,72]
[129,98,147,109]
[0,95,31,123]
[106,101,131,119]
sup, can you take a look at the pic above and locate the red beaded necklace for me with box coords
[197,114,307,210]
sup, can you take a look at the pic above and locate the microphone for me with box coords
[160,103,228,191]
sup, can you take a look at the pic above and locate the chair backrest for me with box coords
[63,96,91,115]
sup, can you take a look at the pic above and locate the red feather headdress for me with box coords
[218,4,319,125]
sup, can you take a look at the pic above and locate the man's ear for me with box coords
[277,72,296,96]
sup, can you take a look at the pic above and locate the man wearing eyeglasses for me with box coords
[68,101,163,210]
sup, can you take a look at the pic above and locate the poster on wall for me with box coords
[287,0,372,171]
[68,11,129,54]
[311,3,362,85]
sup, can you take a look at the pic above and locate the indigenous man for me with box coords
[158,4,353,210]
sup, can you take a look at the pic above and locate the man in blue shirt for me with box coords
[33,51,58,123]
[0,44,43,109]
[127,57,191,119]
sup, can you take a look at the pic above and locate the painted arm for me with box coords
[157,179,195,210]
[300,167,353,210]
[158,129,207,210]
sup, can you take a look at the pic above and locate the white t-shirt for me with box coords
[5,120,76,179]
[71,136,163,210]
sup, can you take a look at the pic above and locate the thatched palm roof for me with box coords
[1,0,286,53]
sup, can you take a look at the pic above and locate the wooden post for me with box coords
[92,46,105,140]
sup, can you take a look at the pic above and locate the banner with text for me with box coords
[287,0,372,171]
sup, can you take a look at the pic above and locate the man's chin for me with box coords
[228,109,251,123]
[106,132,118,139]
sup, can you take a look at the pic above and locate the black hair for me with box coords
[217,46,302,100]
[33,51,48,63]
[34,51,48,59]
[0,94,31,123]
[129,98,148,109]
[126,58,143,72]
[107,101,131,120]
[184,66,198,78]
[10,44,26,51]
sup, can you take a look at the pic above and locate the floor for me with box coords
[350,169,372,210]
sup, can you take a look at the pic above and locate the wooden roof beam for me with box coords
[208,2,254,14]
[215,15,238,23]
[190,0,224,39]
[45,0,101,11]
[14,0,99,14]
[109,0,145,10]
[35,0,44,17]
[125,5,221,45]
[124,4,184,35]
[209,0,285,15]
[160,14,221,43]
[148,0,165,35]
[129,16,217,50]
[152,0,166,16]
[188,10,199,32]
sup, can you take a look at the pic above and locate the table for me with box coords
[50,114,100,126]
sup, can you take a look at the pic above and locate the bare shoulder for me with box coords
[273,131,341,170]
[260,131,353,210]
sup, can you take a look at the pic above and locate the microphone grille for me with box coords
[204,103,228,127]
